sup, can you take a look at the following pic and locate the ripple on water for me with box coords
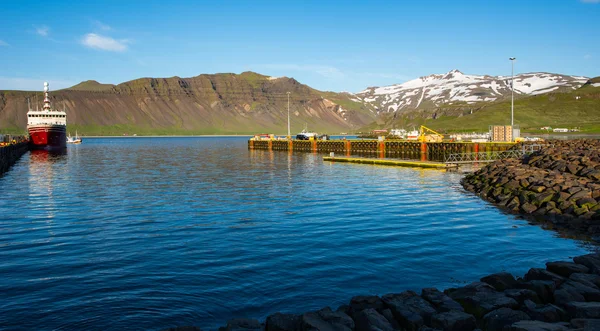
[0,137,595,330]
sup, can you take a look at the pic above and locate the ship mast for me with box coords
[42,82,52,111]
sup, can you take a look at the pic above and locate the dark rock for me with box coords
[481,272,518,291]
[508,320,570,331]
[546,261,590,277]
[519,280,556,304]
[421,288,464,312]
[430,310,477,331]
[336,305,350,315]
[162,327,203,331]
[573,254,600,274]
[301,307,354,331]
[354,308,395,331]
[565,301,600,319]
[447,282,518,318]
[482,307,530,331]
[381,291,437,331]
[570,318,600,329]
[521,203,538,214]
[266,313,300,331]
[570,273,600,289]
[380,309,401,330]
[562,279,600,302]
[522,300,566,323]
[349,295,385,316]
[554,286,585,306]
[220,318,262,331]
[524,268,566,287]
[504,288,541,305]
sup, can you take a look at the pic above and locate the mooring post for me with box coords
[312,140,317,153]
[345,140,351,157]
[249,140,254,150]
[420,142,427,161]
[378,141,385,158]
[288,140,293,151]
[268,140,272,151]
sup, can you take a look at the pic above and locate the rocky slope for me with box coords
[0,72,374,135]
[355,70,589,114]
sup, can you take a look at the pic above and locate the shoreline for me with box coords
[462,139,600,238]
[166,252,600,331]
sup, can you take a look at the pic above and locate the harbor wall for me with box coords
[248,139,515,162]
[0,140,29,176]
[165,252,600,331]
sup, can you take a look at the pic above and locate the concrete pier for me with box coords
[249,139,515,162]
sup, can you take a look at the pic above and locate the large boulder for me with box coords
[570,318,600,329]
[482,308,530,331]
[219,318,263,331]
[447,282,518,318]
[430,310,477,331]
[518,280,557,304]
[266,313,301,331]
[570,272,600,289]
[504,289,541,305]
[301,307,354,331]
[162,327,203,331]
[523,268,566,287]
[381,291,437,331]
[545,261,589,277]
[354,308,396,331]
[508,320,570,331]
[481,272,518,291]
[573,254,600,274]
[554,280,600,306]
[522,300,566,323]
[421,288,464,312]
[564,301,600,319]
[348,296,385,317]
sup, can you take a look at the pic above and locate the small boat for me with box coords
[67,131,82,144]
[296,125,319,140]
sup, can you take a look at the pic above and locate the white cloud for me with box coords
[35,25,49,37]
[0,77,76,91]
[81,33,128,52]
[93,20,111,31]
[261,64,345,79]
[0,40,8,46]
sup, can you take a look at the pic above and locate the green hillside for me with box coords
[366,79,600,134]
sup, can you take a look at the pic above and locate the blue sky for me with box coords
[0,0,599,92]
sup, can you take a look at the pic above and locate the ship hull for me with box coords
[28,125,67,151]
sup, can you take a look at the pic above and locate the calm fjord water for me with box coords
[0,137,595,330]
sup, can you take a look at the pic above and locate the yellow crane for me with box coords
[418,125,444,142]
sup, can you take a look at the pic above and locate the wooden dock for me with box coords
[323,156,456,169]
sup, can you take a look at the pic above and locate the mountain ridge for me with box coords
[0,72,375,135]
[354,70,589,114]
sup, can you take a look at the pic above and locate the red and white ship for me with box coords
[27,82,67,151]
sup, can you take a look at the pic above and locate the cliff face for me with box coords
[0,72,375,135]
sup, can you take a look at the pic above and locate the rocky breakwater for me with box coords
[0,140,29,176]
[462,139,600,236]
[165,253,600,331]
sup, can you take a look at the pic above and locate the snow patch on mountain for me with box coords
[355,70,588,112]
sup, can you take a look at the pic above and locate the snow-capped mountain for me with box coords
[355,70,589,113]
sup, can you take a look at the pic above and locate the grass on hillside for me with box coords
[370,84,600,133]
